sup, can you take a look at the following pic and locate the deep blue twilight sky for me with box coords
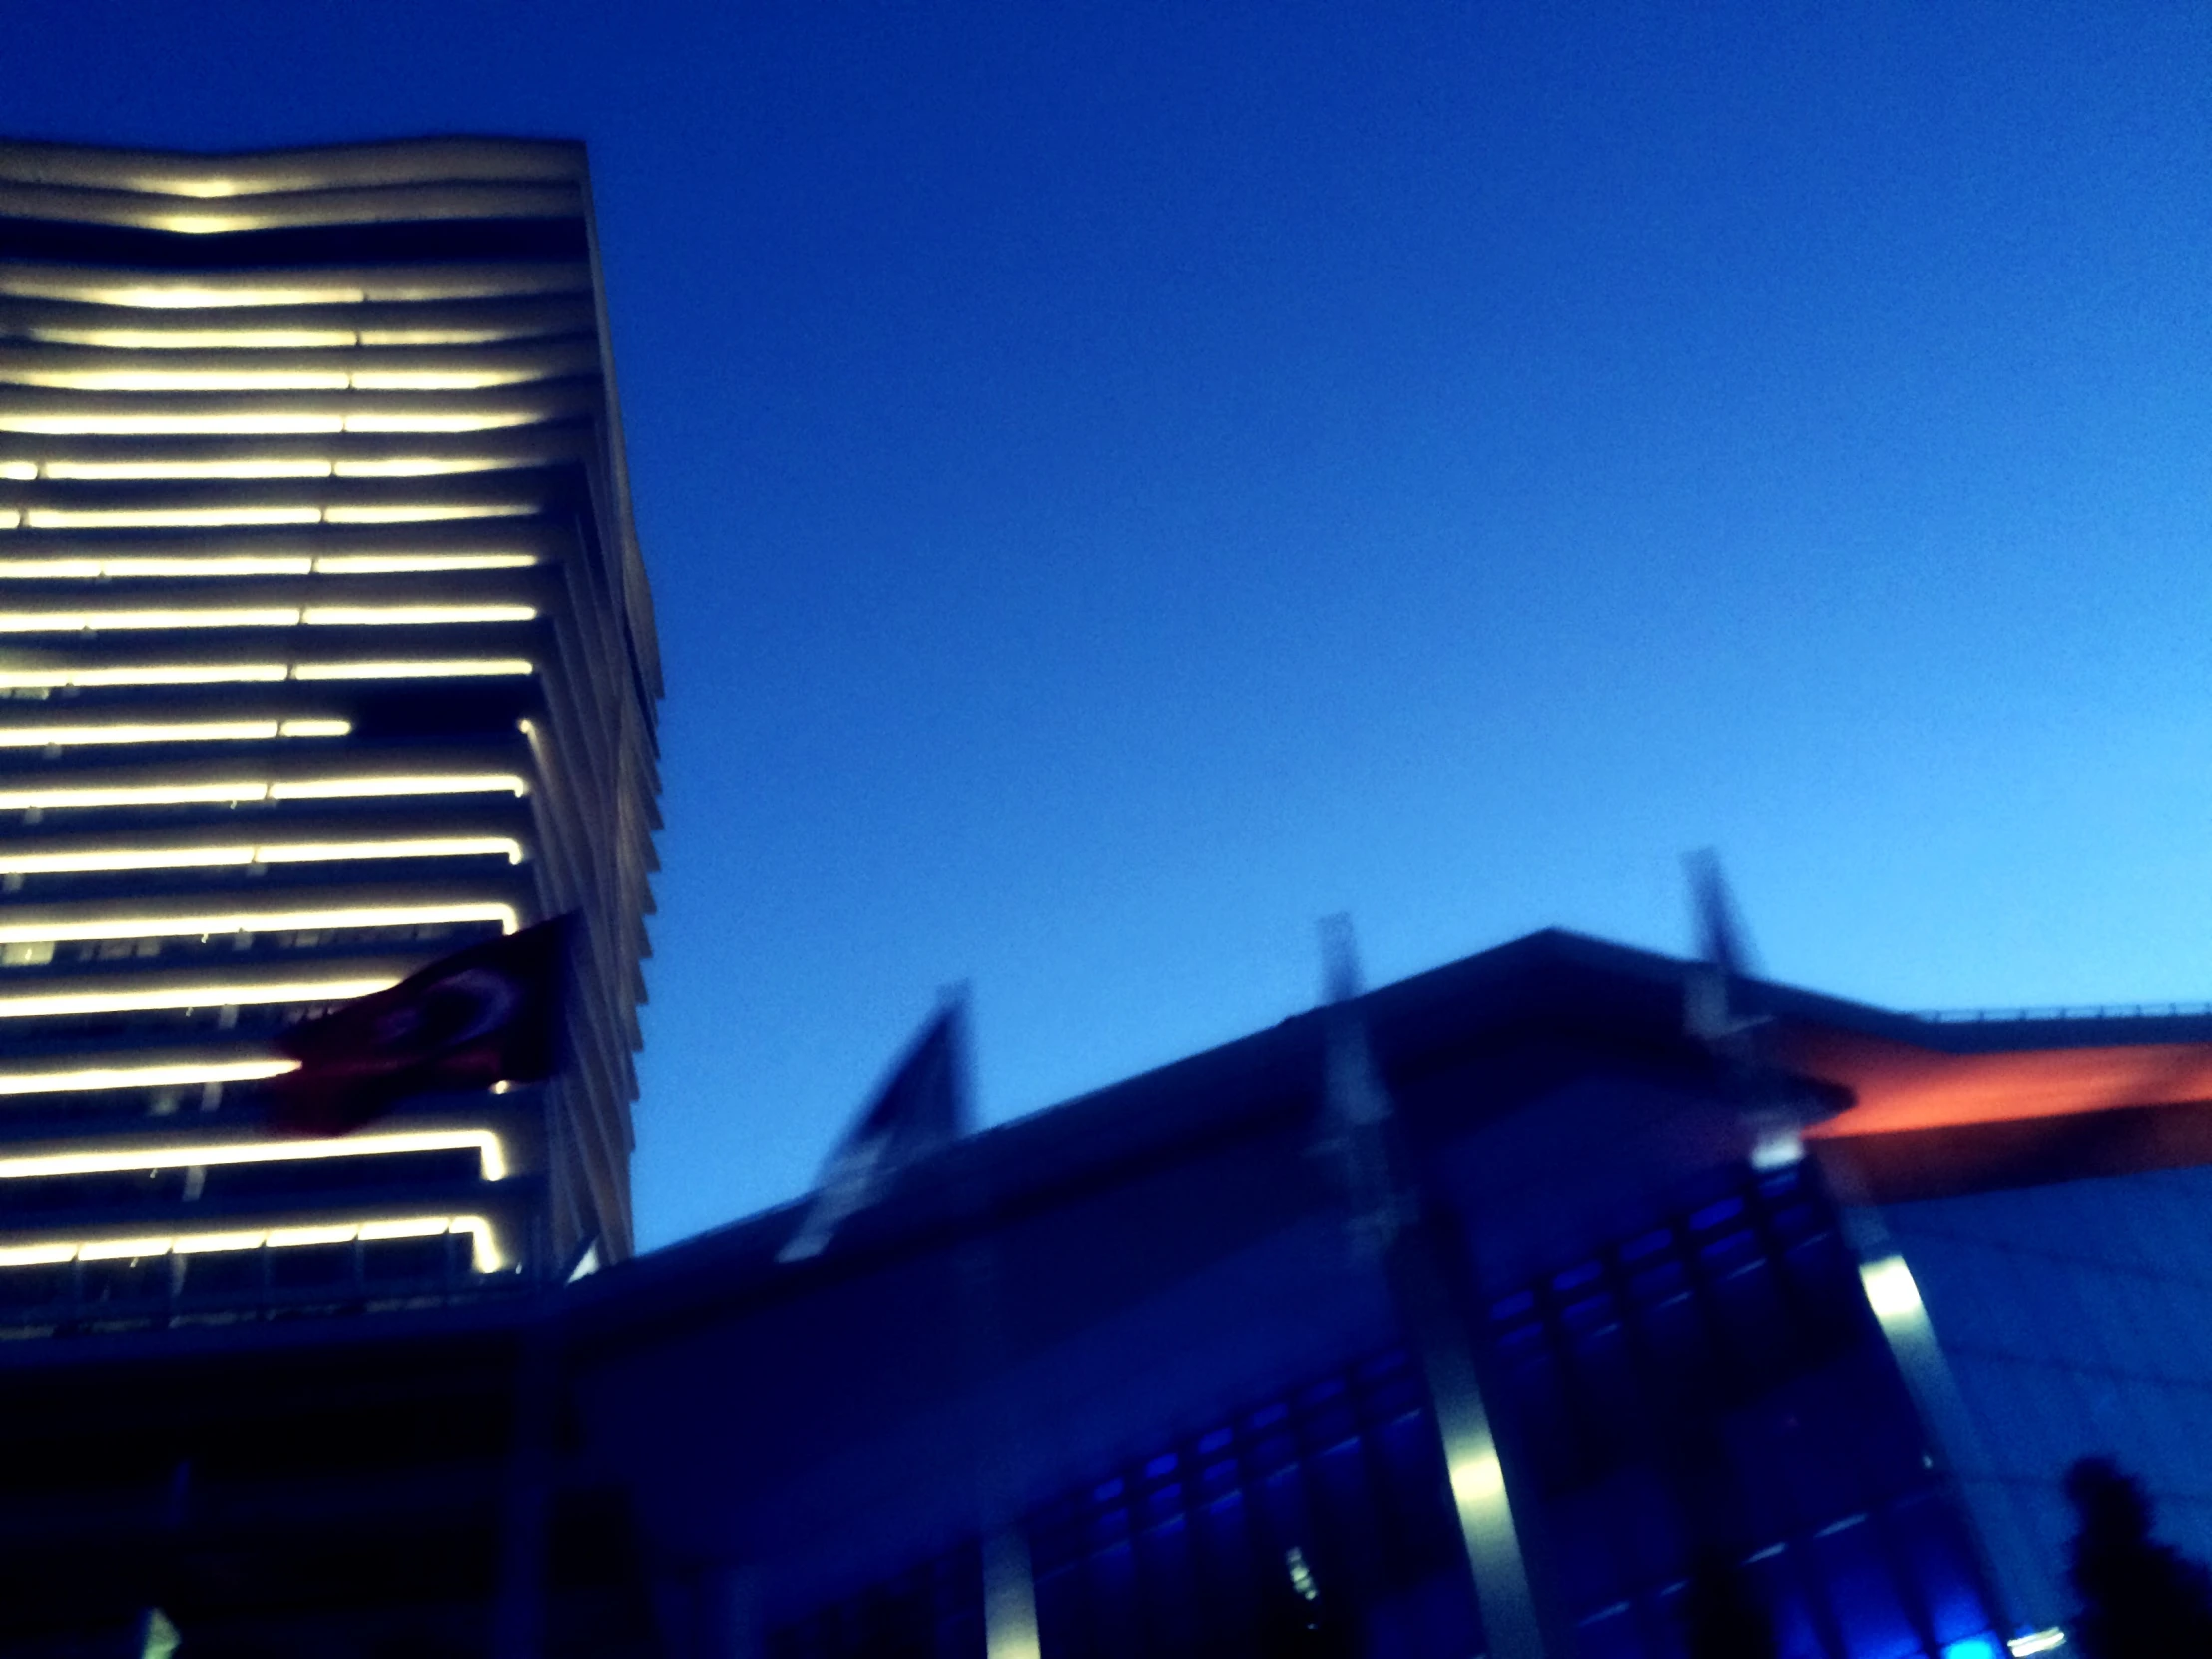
[9,2,2209,1248]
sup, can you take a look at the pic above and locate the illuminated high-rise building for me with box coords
[0,138,659,1322]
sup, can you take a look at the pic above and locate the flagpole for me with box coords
[772,991,1042,1655]
[941,991,1044,1659]
[1315,917,1559,1659]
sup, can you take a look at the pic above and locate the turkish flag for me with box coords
[268,916,572,1136]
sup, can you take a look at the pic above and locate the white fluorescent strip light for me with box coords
[21,508,321,529]
[29,328,359,351]
[321,505,533,524]
[0,665,289,688]
[47,285,370,309]
[311,553,538,573]
[0,718,349,748]
[0,553,538,579]
[0,976,397,1019]
[266,773,529,800]
[19,457,524,481]
[0,603,536,632]
[6,369,549,395]
[289,658,533,680]
[0,1214,504,1272]
[301,604,536,626]
[44,459,335,480]
[12,504,533,531]
[339,412,545,433]
[0,836,523,876]
[332,457,518,477]
[0,660,533,690]
[0,1056,298,1097]
[0,774,527,809]
[17,370,351,392]
[253,835,525,865]
[0,1128,506,1183]
[0,557,312,578]
[0,608,301,632]
[0,412,547,436]
[0,414,345,436]
[0,900,517,946]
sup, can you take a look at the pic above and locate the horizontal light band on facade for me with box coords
[0,608,298,631]
[0,976,397,1019]
[0,774,528,809]
[0,412,550,437]
[255,835,525,865]
[311,553,538,573]
[43,458,334,480]
[28,456,529,481]
[25,284,371,309]
[8,504,534,532]
[0,1056,299,1097]
[29,328,559,351]
[305,604,537,626]
[0,556,308,578]
[0,664,289,688]
[0,900,518,947]
[0,718,349,747]
[0,1127,506,1182]
[0,602,536,631]
[0,556,538,580]
[9,372,546,394]
[0,550,538,578]
[288,658,533,680]
[0,659,534,689]
[0,835,524,875]
[0,1213,504,1272]
[30,328,359,351]
[268,773,529,800]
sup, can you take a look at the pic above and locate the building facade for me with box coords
[0,138,659,1324]
[8,928,2211,1659]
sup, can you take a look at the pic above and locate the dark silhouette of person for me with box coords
[2065,1456,2212,1659]
[1682,1546,1779,1659]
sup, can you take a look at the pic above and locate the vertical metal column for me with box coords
[1317,918,1557,1659]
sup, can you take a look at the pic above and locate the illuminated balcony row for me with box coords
[0,340,599,393]
[0,833,524,875]
[0,136,581,200]
[2,457,539,481]
[0,970,401,1020]
[0,658,532,688]
[0,771,529,810]
[0,897,519,949]
[0,601,535,631]
[0,551,538,577]
[0,502,537,531]
[0,386,599,437]
[0,716,349,747]
[0,257,592,311]
[0,1126,505,1181]
[0,173,578,238]
[0,1213,504,1273]
[1,299,596,353]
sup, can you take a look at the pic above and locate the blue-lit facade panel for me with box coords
[1883,1162,2212,1630]
[769,1345,1480,1659]
[764,1160,2003,1659]
[1485,1161,1999,1659]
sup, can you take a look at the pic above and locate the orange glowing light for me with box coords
[1788,1027,2212,1203]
